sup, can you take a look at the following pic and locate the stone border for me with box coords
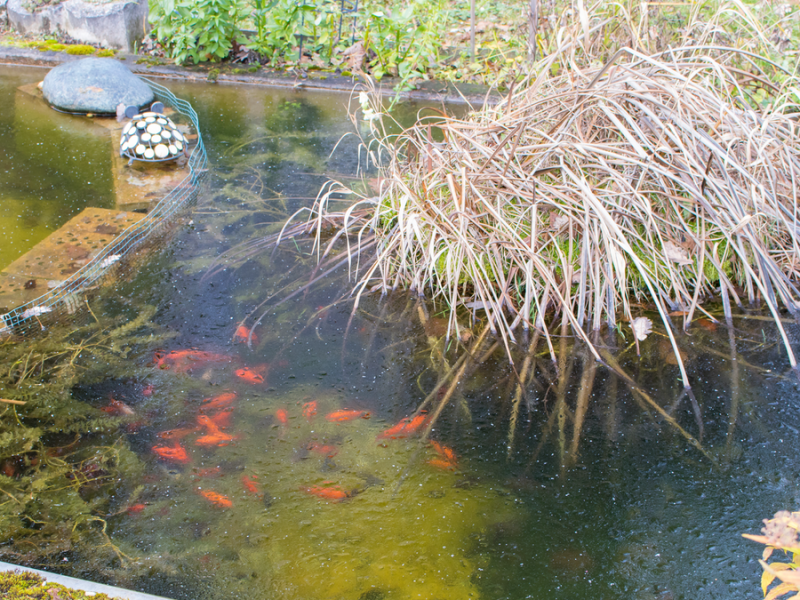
[0,45,501,105]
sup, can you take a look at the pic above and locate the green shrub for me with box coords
[149,0,248,64]
[96,48,116,57]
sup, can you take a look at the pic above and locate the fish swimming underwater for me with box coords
[200,392,237,412]
[199,489,232,508]
[428,440,458,470]
[154,350,231,373]
[325,409,370,422]
[241,474,259,494]
[233,325,259,345]
[275,408,289,426]
[308,443,339,458]
[101,398,135,416]
[195,415,238,447]
[234,365,267,384]
[376,411,430,440]
[302,401,317,420]
[300,484,350,503]
[152,443,190,464]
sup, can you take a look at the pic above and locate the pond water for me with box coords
[0,66,115,270]
[1,66,799,600]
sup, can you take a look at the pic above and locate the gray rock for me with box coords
[7,0,148,52]
[63,0,148,53]
[7,0,64,36]
[42,57,154,114]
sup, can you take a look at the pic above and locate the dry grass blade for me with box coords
[296,44,800,388]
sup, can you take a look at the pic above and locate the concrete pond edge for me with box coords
[0,45,501,105]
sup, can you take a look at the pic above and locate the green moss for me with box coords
[38,42,66,51]
[247,65,260,72]
[96,48,115,57]
[65,44,96,55]
[0,570,120,599]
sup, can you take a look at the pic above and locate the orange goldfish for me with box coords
[276,409,289,426]
[101,398,135,416]
[199,489,232,508]
[302,401,317,420]
[376,412,429,440]
[234,325,259,345]
[241,474,259,494]
[235,366,267,384]
[154,350,231,373]
[300,484,349,502]
[195,415,237,447]
[157,426,198,440]
[142,385,155,396]
[195,432,237,448]
[308,443,338,458]
[325,409,371,422]
[208,409,232,429]
[152,443,190,464]
[428,440,458,470]
[200,392,237,411]
[127,503,146,514]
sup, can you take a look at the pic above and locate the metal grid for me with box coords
[0,79,208,339]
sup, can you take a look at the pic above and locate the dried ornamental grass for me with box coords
[285,46,800,388]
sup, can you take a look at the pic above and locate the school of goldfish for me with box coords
[140,331,460,512]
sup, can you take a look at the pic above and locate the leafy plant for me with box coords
[361,1,440,89]
[149,0,248,64]
[744,511,800,599]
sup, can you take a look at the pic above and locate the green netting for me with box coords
[0,79,208,338]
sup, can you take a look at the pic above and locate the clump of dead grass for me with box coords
[288,44,800,388]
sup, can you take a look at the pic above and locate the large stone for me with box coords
[6,0,148,52]
[6,0,64,36]
[63,0,148,53]
[42,57,154,114]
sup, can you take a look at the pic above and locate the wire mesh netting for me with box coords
[0,79,208,339]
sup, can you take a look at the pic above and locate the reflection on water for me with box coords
[0,67,114,271]
[1,71,799,600]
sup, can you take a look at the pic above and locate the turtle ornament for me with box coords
[119,108,188,165]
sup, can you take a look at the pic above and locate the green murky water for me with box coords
[2,67,799,600]
[0,67,115,270]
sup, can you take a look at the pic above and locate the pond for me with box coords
[1,65,798,600]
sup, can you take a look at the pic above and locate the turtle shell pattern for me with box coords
[119,112,187,162]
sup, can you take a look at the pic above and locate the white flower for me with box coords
[630,316,653,341]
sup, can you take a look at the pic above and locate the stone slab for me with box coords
[6,0,64,36]
[63,0,148,53]
[1,208,144,283]
[7,0,147,52]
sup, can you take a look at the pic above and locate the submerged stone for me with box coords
[42,58,153,114]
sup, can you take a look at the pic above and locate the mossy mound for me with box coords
[0,570,120,599]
